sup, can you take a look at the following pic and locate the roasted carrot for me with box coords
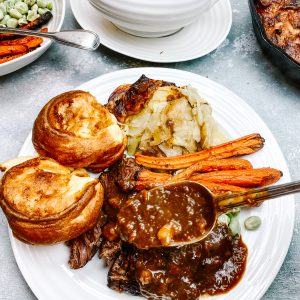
[0,36,43,64]
[0,36,42,47]
[25,37,43,49]
[0,45,28,56]
[190,168,282,187]
[134,177,250,193]
[136,158,253,187]
[194,180,249,194]
[172,158,253,181]
[138,170,171,182]
[0,52,29,64]
[135,134,265,170]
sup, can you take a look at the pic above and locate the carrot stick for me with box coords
[190,168,282,187]
[194,180,249,194]
[0,45,28,56]
[135,134,265,170]
[137,159,254,188]
[138,170,171,182]
[0,52,29,64]
[134,178,250,193]
[172,158,253,181]
[0,36,42,46]
[25,37,43,49]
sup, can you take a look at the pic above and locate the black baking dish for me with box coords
[248,0,300,82]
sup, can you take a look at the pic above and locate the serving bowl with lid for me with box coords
[89,0,221,37]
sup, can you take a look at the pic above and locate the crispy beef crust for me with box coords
[106,75,175,123]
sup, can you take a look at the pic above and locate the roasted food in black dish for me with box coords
[249,0,300,81]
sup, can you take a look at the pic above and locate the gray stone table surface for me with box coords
[1,0,300,299]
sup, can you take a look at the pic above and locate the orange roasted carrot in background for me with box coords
[0,45,28,56]
[0,52,29,64]
[0,36,42,47]
[135,133,265,170]
[25,37,43,49]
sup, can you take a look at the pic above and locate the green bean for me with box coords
[24,0,36,6]
[6,0,15,13]
[0,3,7,14]
[26,9,39,21]
[37,0,46,8]
[9,7,22,18]
[45,1,51,10]
[18,15,27,25]
[244,216,261,231]
[0,14,10,25]
[37,7,48,15]
[7,16,18,27]
[31,3,37,11]
[15,1,28,14]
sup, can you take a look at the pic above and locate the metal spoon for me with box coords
[0,28,100,51]
[118,180,300,249]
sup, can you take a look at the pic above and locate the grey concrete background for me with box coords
[1,0,300,299]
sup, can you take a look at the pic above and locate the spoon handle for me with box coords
[216,180,300,211]
[0,28,100,51]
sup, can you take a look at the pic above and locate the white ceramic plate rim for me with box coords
[0,0,66,68]
[9,67,294,300]
[70,0,232,63]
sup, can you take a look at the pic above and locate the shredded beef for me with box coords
[99,239,122,265]
[67,214,106,269]
[108,244,141,296]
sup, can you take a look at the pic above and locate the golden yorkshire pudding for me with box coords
[32,90,126,172]
[0,157,104,245]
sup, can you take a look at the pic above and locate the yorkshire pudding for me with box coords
[0,157,104,245]
[32,90,126,172]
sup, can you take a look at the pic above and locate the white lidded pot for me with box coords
[89,0,221,37]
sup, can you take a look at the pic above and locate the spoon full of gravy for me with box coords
[117,180,300,249]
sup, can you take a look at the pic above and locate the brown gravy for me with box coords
[128,223,247,300]
[118,182,216,249]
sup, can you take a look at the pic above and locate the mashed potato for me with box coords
[123,85,227,156]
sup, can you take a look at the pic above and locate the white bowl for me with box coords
[0,0,65,77]
[89,0,221,37]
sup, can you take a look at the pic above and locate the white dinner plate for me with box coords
[11,67,294,300]
[0,0,65,77]
[70,0,232,63]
